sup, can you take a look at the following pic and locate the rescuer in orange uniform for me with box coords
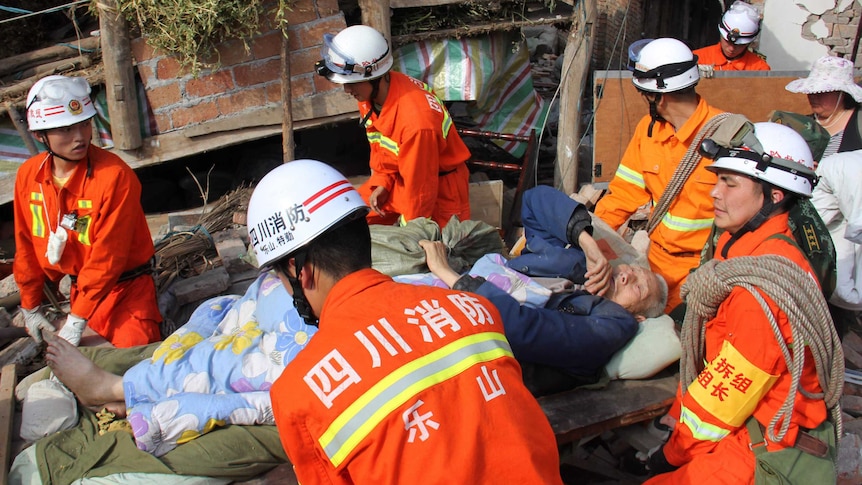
[13,75,161,348]
[595,38,723,312]
[315,25,471,228]
[249,159,562,484]
[693,1,770,72]
[645,123,841,483]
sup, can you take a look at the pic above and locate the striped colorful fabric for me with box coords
[394,30,548,158]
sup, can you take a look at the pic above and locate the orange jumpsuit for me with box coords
[693,44,771,71]
[271,269,562,484]
[357,71,471,228]
[647,214,828,484]
[594,97,724,311]
[13,146,161,347]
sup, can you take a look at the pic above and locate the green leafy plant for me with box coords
[104,0,293,76]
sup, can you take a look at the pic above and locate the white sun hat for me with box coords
[785,56,862,103]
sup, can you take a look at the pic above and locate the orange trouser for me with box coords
[70,274,162,347]
[648,240,702,313]
[645,430,757,484]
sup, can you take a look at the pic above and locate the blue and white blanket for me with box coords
[122,272,317,456]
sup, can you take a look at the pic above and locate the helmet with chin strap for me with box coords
[631,38,699,94]
[630,38,699,137]
[719,1,761,45]
[247,159,369,325]
[705,122,817,198]
[26,75,97,131]
[315,25,393,84]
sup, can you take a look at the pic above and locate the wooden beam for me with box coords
[0,363,17,485]
[0,106,359,206]
[538,373,677,446]
[359,0,392,41]
[182,90,357,138]
[282,27,295,163]
[99,0,142,150]
[390,0,460,6]
[5,104,38,155]
[555,0,595,195]
[0,36,101,79]
[392,15,574,47]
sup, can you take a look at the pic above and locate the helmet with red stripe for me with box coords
[247,159,369,267]
[26,75,97,131]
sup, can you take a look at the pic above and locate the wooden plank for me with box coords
[391,0,462,6]
[0,363,18,485]
[0,112,359,207]
[468,179,503,228]
[182,90,356,138]
[392,15,575,46]
[359,0,392,41]
[556,0,596,195]
[0,36,101,79]
[591,70,813,184]
[100,0,143,150]
[537,374,678,445]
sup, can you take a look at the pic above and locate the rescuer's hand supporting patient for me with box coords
[22,307,56,344]
[56,313,87,347]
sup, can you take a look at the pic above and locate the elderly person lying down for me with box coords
[415,186,669,393]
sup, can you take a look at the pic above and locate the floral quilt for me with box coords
[122,271,316,457]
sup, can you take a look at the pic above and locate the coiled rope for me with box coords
[679,255,844,444]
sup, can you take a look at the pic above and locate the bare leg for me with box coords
[45,334,125,408]
[89,401,128,419]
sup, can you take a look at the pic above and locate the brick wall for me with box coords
[799,1,862,63]
[129,0,346,134]
[594,0,645,71]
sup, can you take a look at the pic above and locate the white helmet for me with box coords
[316,25,393,84]
[706,122,817,197]
[719,1,761,45]
[247,159,369,267]
[26,75,97,131]
[631,38,699,93]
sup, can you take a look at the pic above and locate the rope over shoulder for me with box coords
[647,112,734,235]
[679,255,844,444]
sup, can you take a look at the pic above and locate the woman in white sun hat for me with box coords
[786,55,862,158]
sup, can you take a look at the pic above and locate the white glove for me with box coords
[21,308,56,344]
[57,314,87,347]
[697,64,715,79]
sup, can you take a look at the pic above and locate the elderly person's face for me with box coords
[719,37,748,59]
[605,264,662,316]
[807,91,844,119]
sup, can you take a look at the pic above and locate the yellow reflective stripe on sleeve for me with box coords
[319,333,513,467]
[614,164,645,189]
[31,192,43,201]
[686,340,779,428]
[367,132,399,156]
[660,212,715,232]
[679,406,730,443]
[29,203,45,238]
[441,109,453,138]
[77,200,93,209]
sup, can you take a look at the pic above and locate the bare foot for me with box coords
[45,334,124,408]
[89,401,128,419]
